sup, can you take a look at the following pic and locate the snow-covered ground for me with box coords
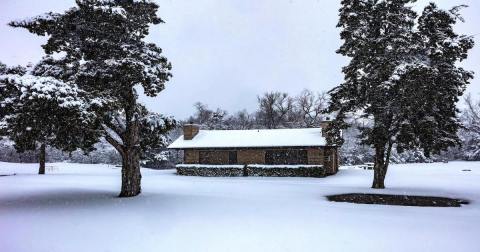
[0,161,479,252]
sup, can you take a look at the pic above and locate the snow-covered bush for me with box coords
[246,164,325,177]
[176,164,245,177]
[175,164,326,177]
[141,150,177,169]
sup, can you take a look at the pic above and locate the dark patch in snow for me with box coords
[0,173,16,177]
[327,193,469,207]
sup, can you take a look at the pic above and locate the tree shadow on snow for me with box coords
[0,189,131,211]
[0,189,206,212]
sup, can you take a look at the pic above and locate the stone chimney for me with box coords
[183,124,200,140]
[320,120,331,137]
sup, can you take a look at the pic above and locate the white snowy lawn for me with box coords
[1,161,479,252]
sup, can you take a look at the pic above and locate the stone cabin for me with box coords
[168,124,339,175]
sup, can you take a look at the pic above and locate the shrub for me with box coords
[176,164,244,177]
[246,164,325,178]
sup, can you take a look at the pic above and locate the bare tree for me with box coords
[189,102,228,130]
[228,110,256,130]
[257,92,294,129]
[190,102,213,125]
[462,94,480,160]
[295,89,329,127]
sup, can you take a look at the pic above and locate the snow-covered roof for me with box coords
[168,128,327,149]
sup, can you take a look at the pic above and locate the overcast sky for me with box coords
[1,0,479,119]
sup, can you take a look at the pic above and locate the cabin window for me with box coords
[228,151,237,164]
[199,151,211,164]
[265,149,308,165]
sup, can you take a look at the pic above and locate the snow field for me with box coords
[0,161,479,252]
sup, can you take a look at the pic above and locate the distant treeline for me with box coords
[1,90,479,166]
[182,90,480,165]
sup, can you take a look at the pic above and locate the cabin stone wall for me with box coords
[184,150,199,164]
[199,150,230,164]
[183,147,339,174]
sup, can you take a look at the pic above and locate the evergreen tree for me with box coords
[327,0,474,188]
[0,60,99,174]
[399,3,474,155]
[10,0,174,197]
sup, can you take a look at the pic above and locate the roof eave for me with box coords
[167,145,334,150]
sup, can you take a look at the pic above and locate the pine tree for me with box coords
[10,0,174,197]
[0,60,99,174]
[400,3,475,155]
[327,0,474,188]
[139,106,176,167]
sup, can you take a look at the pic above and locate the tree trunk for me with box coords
[372,144,386,189]
[119,148,142,197]
[372,163,386,189]
[38,143,46,175]
[371,141,393,189]
[118,90,142,197]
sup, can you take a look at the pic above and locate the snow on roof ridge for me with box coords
[197,127,322,132]
[168,127,327,149]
